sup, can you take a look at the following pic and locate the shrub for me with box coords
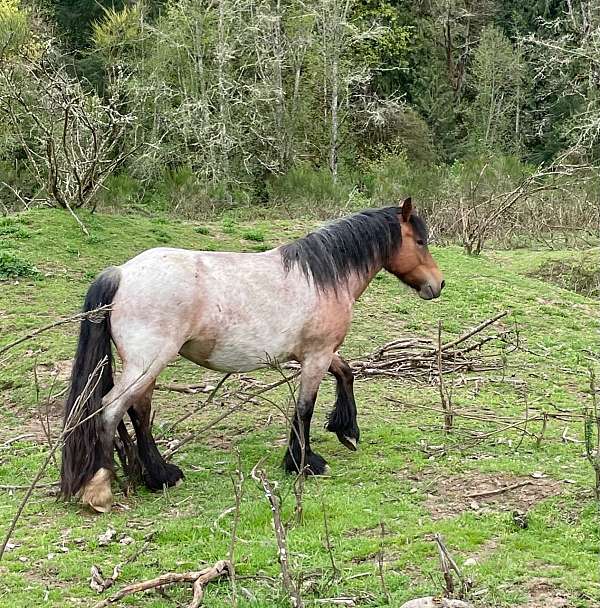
[266,166,354,212]
[0,217,30,239]
[241,228,265,242]
[0,250,39,279]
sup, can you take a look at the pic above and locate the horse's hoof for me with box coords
[143,462,184,491]
[80,468,113,513]
[305,452,329,476]
[338,434,358,451]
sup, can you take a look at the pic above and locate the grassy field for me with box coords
[0,209,599,607]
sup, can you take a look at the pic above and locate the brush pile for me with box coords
[351,311,512,384]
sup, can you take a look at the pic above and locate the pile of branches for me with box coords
[351,311,511,384]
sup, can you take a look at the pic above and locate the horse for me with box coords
[60,198,444,512]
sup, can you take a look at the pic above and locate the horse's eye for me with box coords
[416,239,425,246]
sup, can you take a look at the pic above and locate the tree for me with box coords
[467,25,525,155]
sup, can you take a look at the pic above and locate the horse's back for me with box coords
[109,247,326,372]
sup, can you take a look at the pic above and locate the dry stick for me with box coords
[440,310,509,352]
[0,357,107,561]
[536,412,548,447]
[92,560,232,608]
[0,305,111,357]
[229,449,243,608]
[1,434,35,447]
[434,534,470,598]
[437,321,453,433]
[34,364,58,468]
[434,534,454,596]
[584,366,600,498]
[465,480,533,499]
[378,522,391,604]
[164,372,300,459]
[252,464,303,608]
[322,496,340,581]
[155,382,213,394]
[0,482,58,490]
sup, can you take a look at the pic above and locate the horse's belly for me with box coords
[180,331,297,373]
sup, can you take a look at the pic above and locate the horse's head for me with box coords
[384,198,445,300]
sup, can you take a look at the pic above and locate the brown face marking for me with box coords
[384,210,444,298]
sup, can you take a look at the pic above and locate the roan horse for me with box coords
[60,199,444,512]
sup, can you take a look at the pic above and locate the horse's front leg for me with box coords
[325,353,360,451]
[283,353,332,475]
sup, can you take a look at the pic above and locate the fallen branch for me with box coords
[351,312,512,383]
[92,560,232,608]
[465,480,533,499]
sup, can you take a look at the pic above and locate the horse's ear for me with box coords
[400,197,412,222]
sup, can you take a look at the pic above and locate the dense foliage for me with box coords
[0,1,599,240]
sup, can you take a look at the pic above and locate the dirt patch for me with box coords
[425,471,563,520]
[36,359,72,385]
[520,578,571,607]
[203,434,234,451]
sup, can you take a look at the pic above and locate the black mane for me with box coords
[280,206,427,291]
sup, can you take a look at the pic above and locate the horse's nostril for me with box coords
[441,280,446,290]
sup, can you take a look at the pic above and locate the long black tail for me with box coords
[60,267,121,499]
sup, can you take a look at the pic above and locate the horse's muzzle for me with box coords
[418,279,445,300]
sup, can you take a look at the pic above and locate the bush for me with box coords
[0,250,39,279]
[0,217,30,239]
[266,166,355,213]
[533,256,600,298]
[241,228,265,242]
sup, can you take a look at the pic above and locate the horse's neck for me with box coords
[345,264,383,302]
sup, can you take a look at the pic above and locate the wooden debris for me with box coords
[351,311,511,383]
[92,560,232,608]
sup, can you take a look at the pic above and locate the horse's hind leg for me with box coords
[80,356,174,512]
[325,353,360,451]
[127,383,184,491]
[283,353,332,475]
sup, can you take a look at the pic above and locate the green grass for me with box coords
[0,209,598,607]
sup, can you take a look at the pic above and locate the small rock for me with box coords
[469,500,480,510]
[464,557,478,567]
[119,535,134,545]
[512,510,529,529]
[98,527,116,546]
[18,556,28,563]
[531,471,545,479]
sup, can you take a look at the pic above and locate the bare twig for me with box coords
[322,496,340,581]
[437,321,453,433]
[465,480,533,499]
[378,522,391,604]
[0,305,111,357]
[433,534,471,599]
[229,449,244,608]
[252,463,303,608]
